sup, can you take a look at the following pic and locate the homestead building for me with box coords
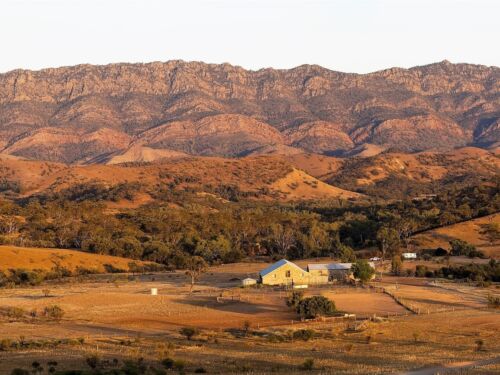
[259,259,375,286]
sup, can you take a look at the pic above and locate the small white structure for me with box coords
[370,257,381,261]
[402,253,417,259]
[293,284,308,289]
[242,277,257,287]
[151,288,158,295]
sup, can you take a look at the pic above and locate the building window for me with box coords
[286,270,291,278]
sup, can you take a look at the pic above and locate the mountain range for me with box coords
[0,60,498,164]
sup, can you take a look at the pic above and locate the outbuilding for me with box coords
[242,277,257,287]
[402,253,417,259]
[307,263,353,281]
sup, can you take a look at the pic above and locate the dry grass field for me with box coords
[412,213,500,258]
[0,245,149,273]
[1,260,499,374]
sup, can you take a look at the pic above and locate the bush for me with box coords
[449,239,484,258]
[299,358,314,371]
[415,265,428,277]
[434,247,448,256]
[8,269,44,286]
[43,305,64,321]
[296,296,336,319]
[180,327,199,340]
[292,329,315,341]
[11,369,30,375]
[161,358,174,370]
[286,291,303,308]
[86,355,100,370]
[103,264,127,273]
[487,294,500,308]
[2,307,26,320]
[173,360,186,371]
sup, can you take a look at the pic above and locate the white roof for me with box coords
[308,263,352,271]
[259,259,305,277]
[243,277,256,282]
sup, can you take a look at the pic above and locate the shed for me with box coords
[242,277,257,287]
[307,263,353,281]
[402,253,417,259]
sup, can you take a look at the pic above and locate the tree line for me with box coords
[0,183,498,269]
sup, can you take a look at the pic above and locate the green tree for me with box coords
[352,260,375,283]
[376,227,400,259]
[391,255,402,276]
[296,296,336,319]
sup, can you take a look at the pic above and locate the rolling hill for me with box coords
[0,245,150,273]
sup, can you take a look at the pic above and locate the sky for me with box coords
[1,0,499,74]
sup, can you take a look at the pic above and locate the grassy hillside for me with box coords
[412,213,499,258]
[0,245,149,273]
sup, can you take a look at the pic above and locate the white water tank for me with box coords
[151,288,158,295]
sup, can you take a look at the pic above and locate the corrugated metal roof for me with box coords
[307,263,352,271]
[307,262,375,271]
[259,259,306,277]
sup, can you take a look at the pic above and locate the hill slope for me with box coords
[0,60,498,163]
[0,245,149,273]
[412,213,500,258]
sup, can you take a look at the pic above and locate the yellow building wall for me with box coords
[261,263,310,286]
[261,264,329,286]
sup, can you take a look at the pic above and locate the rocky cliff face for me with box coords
[0,60,498,163]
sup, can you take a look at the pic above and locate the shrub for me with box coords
[103,264,126,273]
[161,358,174,370]
[173,360,186,371]
[3,307,26,320]
[1,339,12,351]
[8,269,44,286]
[292,329,315,341]
[86,355,100,370]
[415,265,428,277]
[299,358,314,371]
[11,369,30,375]
[475,339,484,351]
[296,296,336,319]
[43,305,64,321]
[434,247,448,256]
[449,239,484,258]
[487,294,500,308]
[286,291,303,309]
[180,327,199,340]
[243,320,251,336]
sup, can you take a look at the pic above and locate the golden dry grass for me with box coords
[0,245,147,273]
[0,261,499,374]
[413,213,500,258]
[271,168,362,200]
